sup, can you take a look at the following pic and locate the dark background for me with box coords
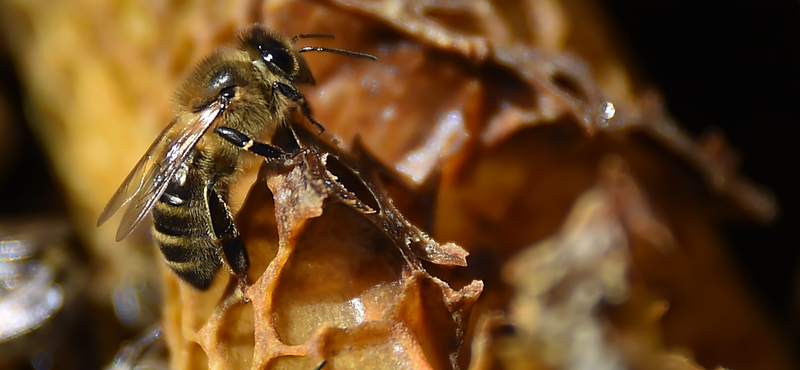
[603,0,800,345]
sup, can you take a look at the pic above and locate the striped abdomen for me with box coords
[151,159,223,290]
[151,150,250,290]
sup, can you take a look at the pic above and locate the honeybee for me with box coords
[97,25,376,290]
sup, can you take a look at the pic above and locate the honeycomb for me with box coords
[0,0,792,369]
[159,120,482,369]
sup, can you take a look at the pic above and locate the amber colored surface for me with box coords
[0,0,792,369]
[163,123,481,369]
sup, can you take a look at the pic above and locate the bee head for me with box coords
[239,25,316,85]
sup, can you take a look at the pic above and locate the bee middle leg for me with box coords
[206,180,250,293]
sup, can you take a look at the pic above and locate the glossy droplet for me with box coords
[601,102,615,119]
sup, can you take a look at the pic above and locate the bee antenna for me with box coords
[298,46,378,61]
[291,33,335,44]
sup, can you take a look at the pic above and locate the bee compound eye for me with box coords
[261,47,295,75]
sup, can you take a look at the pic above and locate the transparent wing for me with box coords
[97,102,225,241]
[96,126,172,228]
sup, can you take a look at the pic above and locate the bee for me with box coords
[97,25,376,290]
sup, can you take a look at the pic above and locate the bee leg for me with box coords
[313,360,328,370]
[273,81,326,134]
[215,127,283,158]
[207,182,250,298]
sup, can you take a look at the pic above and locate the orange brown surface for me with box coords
[0,0,793,369]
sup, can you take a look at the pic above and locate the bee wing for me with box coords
[97,102,225,241]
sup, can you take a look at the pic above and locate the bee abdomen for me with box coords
[150,157,225,290]
[157,242,195,263]
[152,165,204,237]
[159,192,186,207]
[152,207,195,237]
[173,265,220,291]
[155,236,222,290]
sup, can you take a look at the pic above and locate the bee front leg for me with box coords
[215,127,283,158]
[207,182,250,300]
[273,81,326,134]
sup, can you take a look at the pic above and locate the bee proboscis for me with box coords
[97,25,376,290]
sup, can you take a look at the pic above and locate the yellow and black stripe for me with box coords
[151,160,222,290]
